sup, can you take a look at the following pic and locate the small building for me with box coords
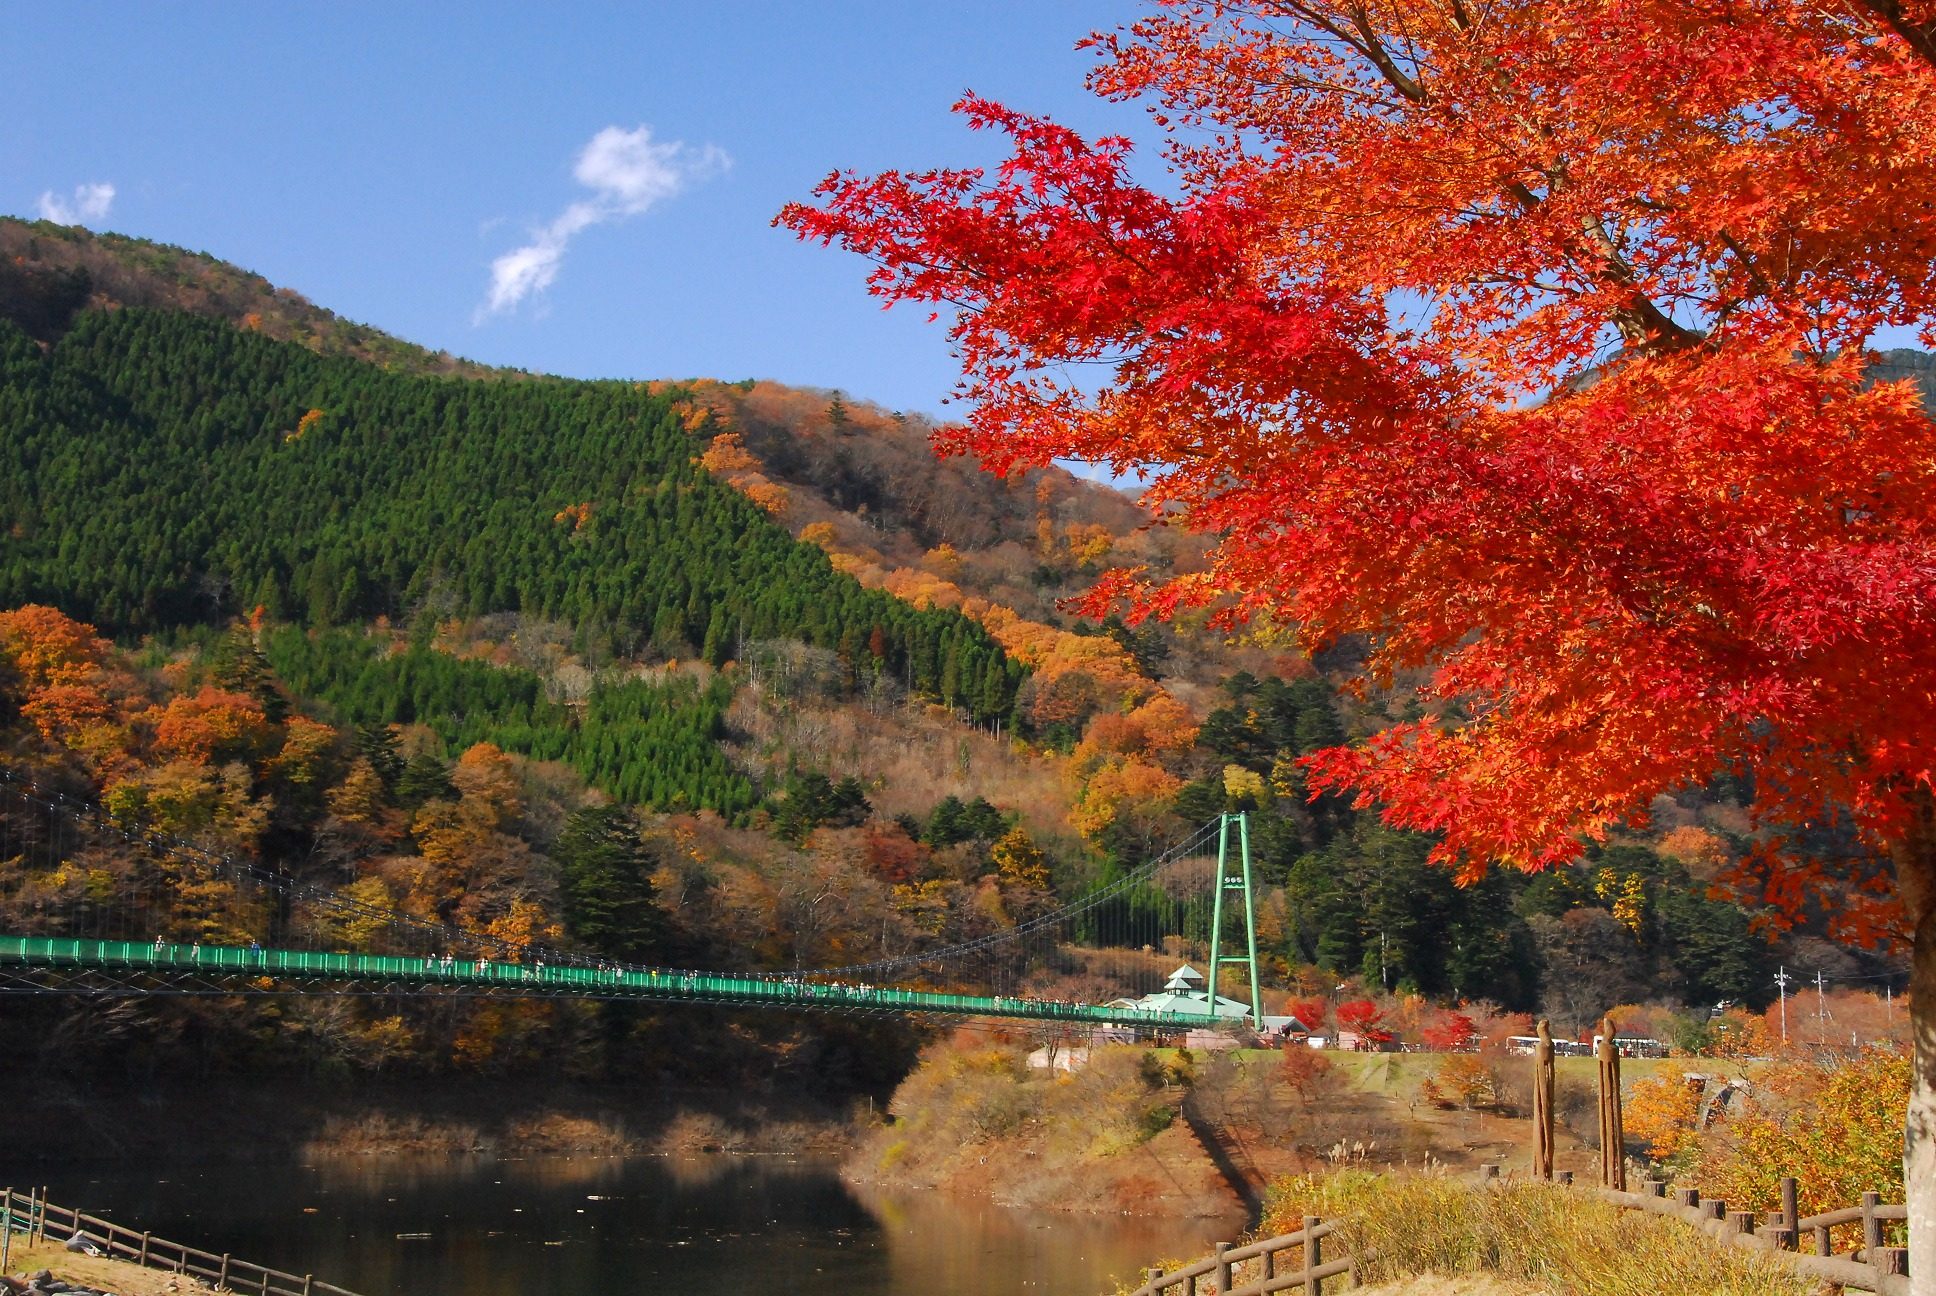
[1107,964,1256,1026]
[1333,1030,1398,1053]
[1256,1014,1309,1047]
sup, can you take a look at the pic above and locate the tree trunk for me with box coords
[1897,794,1936,1295]
[1533,1018,1555,1179]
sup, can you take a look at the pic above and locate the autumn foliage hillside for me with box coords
[0,215,504,375]
[0,223,1911,1103]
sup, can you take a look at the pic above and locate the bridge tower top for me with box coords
[1204,812,1265,1029]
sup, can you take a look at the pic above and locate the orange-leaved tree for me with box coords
[781,0,1936,1275]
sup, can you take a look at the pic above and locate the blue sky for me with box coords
[4,2,1152,418]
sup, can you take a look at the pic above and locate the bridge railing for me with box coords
[1129,1216,1365,1296]
[1,1186,363,1296]
[0,935,1242,1029]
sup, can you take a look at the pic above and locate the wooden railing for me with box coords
[1127,1215,1365,1296]
[1599,1175,1908,1296]
[1,1186,363,1296]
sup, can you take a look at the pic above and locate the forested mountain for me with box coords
[0,306,1019,729]
[0,220,1912,1099]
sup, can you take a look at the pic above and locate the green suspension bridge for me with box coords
[0,769,1271,1032]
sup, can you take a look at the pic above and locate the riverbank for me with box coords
[4,1238,214,1296]
[845,1040,1249,1217]
[0,1076,859,1164]
[848,1040,1645,1218]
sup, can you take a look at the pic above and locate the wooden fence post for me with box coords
[2,1185,11,1274]
[1780,1176,1799,1249]
[1861,1191,1882,1260]
[220,1253,231,1288]
[1147,1266,1165,1295]
[1532,1018,1555,1179]
[1304,1216,1323,1296]
[140,1231,151,1267]
[1595,1016,1625,1190]
[1215,1241,1232,1292]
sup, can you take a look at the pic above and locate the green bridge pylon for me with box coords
[1204,812,1265,1029]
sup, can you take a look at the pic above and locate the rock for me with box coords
[30,1272,51,1285]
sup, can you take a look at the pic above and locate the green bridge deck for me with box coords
[0,936,1226,1030]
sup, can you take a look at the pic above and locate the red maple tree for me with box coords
[1422,1010,1479,1053]
[1335,998,1393,1044]
[1286,996,1329,1033]
[783,1,1936,1271]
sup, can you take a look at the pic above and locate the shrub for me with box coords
[1625,1071,1703,1171]
[1695,1046,1908,1225]
[1278,1044,1337,1103]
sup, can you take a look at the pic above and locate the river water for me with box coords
[24,1155,1241,1296]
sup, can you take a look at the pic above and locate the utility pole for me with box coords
[1815,970,1828,1044]
[1774,966,1791,1044]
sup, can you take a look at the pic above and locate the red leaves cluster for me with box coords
[779,2,1936,911]
[1336,998,1393,1043]
[1421,1010,1479,1052]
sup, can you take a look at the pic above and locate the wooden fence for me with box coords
[1127,1215,1366,1296]
[1521,1009,1912,1294]
[1594,1175,1908,1296]
[0,1186,363,1296]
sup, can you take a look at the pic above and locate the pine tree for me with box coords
[555,804,666,962]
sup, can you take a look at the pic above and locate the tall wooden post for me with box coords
[1596,1014,1626,1190]
[1533,1018,1556,1180]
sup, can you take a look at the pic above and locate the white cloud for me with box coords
[480,125,728,319]
[37,182,116,226]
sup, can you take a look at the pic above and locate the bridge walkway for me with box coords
[0,936,1222,1030]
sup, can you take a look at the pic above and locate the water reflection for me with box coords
[31,1154,1240,1296]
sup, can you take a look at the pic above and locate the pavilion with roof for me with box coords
[1110,964,1296,1027]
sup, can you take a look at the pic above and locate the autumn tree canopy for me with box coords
[781,0,1936,895]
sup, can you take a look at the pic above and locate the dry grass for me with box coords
[1355,1278,1546,1296]
[1253,1171,1816,1296]
[302,1111,488,1156]
[7,1238,217,1295]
